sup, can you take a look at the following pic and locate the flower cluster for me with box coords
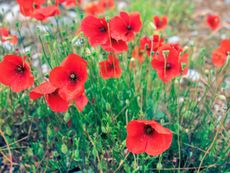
[30,54,89,112]
[212,40,230,67]
[0,0,228,159]
[81,11,142,52]
[81,11,142,79]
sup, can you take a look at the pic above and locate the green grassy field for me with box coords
[0,0,229,172]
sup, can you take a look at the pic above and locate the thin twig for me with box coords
[84,128,103,173]
[0,129,13,173]
[197,110,229,173]
[114,153,130,173]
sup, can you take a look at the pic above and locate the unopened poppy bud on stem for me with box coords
[181,62,187,71]
[105,16,110,22]
[162,50,169,56]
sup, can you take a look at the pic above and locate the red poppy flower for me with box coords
[126,120,173,156]
[110,11,142,42]
[99,0,115,10]
[212,40,230,67]
[153,16,168,30]
[132,46,144,64]
[0,28,9,38]
[99,55,122,79]
[0,55,34,92]
[0,27,18,45]
[151,44,189,83]
[31,6,60,21]
[206,14,221,31]
[101,37,128,53]
[30,81,69,112]
[16,0,45,16]
[84,1,104,16]
[57,0,81,7]
[75,92,88,112]
[140,35,164,56]
[81,16,109,47]
[49,54,88,101]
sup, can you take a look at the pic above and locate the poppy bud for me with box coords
[106,102,111,111]
[106,16,110,22]
[85,48,91,56]
[44,34,50,41]
[26,51,31,57]
[160,119,165,124]
[15,22,21,28]
[181,62,187,70]
[162,50,169,56]
[157,163,162,170]
[64,112,71,122]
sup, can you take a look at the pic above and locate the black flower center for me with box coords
[69,73,78,82]
[33,4,39,9]
[144,125,154,135]
[108,63,114,70]
[145,44,151,51]
[127,25,132,31]
[16,65,25,74]
[99,26,107,33]
[166,63,172,70]
[50,89,59,96]
[156,21,162,27]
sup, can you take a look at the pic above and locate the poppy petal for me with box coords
[126,135,147,154]
[75,92,88,112]
[46,92,69,112]
[30,82,57,100]
[145,132,172,156]
[49,66,69,88]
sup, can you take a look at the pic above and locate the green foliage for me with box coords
[0,0,229,172]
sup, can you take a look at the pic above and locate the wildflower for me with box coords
[151,44,189,83]
[140,35,164,56]
[110,11,142,41]
[81,16,109,46]
[16,0,45,16]
[126,120,173,156]
[99,55,122,79]
[57,0,81,7]
[0,27,18,45]
[31,6,60,21]
[84,0,114,15]
[49,54,88,101]
[212,40,230,67]
[132,46,144,64]
[0,55,34,92]
[206,14,221,31]
[153,16,168,30]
